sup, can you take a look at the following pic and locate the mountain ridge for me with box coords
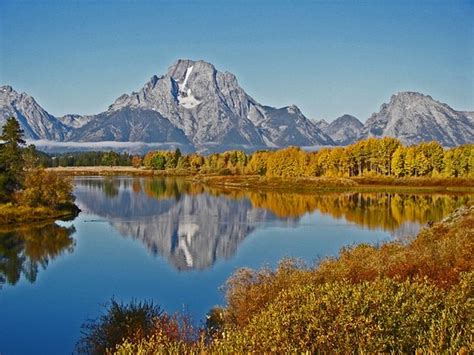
[1,60,472,151]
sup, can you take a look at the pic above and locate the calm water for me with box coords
[0,177,472,354]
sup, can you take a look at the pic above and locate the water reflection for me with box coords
[0,223,76,289]
[73,177,472,270]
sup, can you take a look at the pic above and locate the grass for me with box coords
[0,203,79,225]
[49,167,474,192]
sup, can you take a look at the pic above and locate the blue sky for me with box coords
[0,0,472,121]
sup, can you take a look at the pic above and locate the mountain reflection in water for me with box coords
[73,177,472,271]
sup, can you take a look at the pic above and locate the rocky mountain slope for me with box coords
[1,62,472,150]
[318,114,363,145]
[360,92,473,146]
[100,59,334,150]
[0,85,69,140]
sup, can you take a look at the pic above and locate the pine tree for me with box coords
[0,117,26,199]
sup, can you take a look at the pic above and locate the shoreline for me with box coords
[48,166,474,193]
[0,203,80,227]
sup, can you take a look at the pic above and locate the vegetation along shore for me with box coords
[0,117,79,225]
[45,136,473,192]
[76,205,473,353]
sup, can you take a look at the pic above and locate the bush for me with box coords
[99,207,474,354]
[77,299,197,354]
[77,299,163,354]
[219,274,473,353]
[16,169,75,209]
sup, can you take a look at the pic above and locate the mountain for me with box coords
[1,65,473,150]
[360,92,474,146]
[1,60,333,152]
[320,114,363,145]
[0,85,69,140]
[102,59,334,150]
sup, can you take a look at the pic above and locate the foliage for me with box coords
[314,205,474,288]
[77,299,196,354]
[16,169,75,209]
[77,138,473,181]
[0,117,79,224]
[131,155,142,168]
[77,299,163,354]
[112,274,472,353]
[48,151,133,167]
[101,207,474,353]
[0,117,26,200]
[217,274,473,353]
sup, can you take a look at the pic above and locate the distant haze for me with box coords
[0,0,472,121]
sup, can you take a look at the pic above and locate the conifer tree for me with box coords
[0,117,25,199]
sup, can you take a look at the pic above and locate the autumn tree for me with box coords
[131,155,143,168]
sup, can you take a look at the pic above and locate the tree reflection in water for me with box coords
[73,177,472,271]
[0,223,76,288]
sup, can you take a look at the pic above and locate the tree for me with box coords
[23,144,40,169]
[101,151,121,166]
[131,155,142,168]
[17,169,75,209]
[0,117,26,199]
[391,147,405,177]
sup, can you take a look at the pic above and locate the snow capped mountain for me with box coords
[320,114,363,145]
[1,65,472,151]
[0,85,69,140]
[360,92,474,146]
[0,60,333,152]
[105,59,333,150]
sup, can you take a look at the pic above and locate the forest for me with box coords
[47,138,472,178]
[45,138,474,178]
[138,138,471,178]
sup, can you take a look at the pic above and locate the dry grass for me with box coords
[0,203,78,225]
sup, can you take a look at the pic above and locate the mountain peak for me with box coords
[361,92,473,146]
[336,114,362,124]
[286,105,302,115]
[167,59,216,81]
[390,91,434,103]
[0,85,14,94]
[319,114,363,145]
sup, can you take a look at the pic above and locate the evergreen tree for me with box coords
[0,117,26,199]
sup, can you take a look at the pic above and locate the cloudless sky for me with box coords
[0,0,473,121]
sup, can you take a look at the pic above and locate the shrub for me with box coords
[219,274,473,353]
[77,299,197,354]
[98,207,474,354]
[77,299,163,354]
[16,169,75,209]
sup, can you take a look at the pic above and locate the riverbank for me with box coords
[0,203,79,225]
[81,205,473,353]
[48,167,474,193]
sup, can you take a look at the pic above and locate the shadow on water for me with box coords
[0,222,76,289]
[73,177,472,271]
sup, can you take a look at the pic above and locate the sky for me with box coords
[0,0,473,122]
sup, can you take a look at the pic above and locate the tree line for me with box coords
[13,128,473,178]
[134,138,472,178]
